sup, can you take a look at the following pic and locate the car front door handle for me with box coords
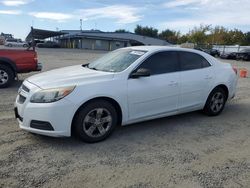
[168,81,178,86]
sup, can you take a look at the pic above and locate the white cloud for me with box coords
[27,5,143,24]
[29,12,74,22]
[0,9,21,14]
[160,0,250,33]
[1,0,33,6]
[164,0,208,8]
[78,5,142,24]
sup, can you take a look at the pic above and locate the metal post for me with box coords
[80,19,82,32]
[31,26,35,51]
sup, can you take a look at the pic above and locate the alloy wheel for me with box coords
[210,92,224,113]
[83,108,112,138]
[0,69,9,85]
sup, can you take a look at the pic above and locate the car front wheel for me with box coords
[73,100,118,143]
[203,87,227,116]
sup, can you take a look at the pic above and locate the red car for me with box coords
[0,49,42,88]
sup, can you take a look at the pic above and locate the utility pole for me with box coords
[80,19,82,32]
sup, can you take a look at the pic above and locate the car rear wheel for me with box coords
[73,100,118,143]
[203,87,227,116]
[0,64,14,88]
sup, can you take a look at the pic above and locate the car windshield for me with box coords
[87,49,147,72]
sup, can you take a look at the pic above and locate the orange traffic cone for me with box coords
[240,68,248,78]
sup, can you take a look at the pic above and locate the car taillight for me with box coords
[34,53,38,62]
[232,67,238,75]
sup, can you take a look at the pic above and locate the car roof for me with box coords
[126,45,204,54]
[125,45,218,66]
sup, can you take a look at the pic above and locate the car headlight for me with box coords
[30,86,75,103]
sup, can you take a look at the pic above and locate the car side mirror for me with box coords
[130,68,150,79]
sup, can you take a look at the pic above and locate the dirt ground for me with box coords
[0,48,250,188]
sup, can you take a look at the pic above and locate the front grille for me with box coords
[22,84,30,93]
[18,94,26,104]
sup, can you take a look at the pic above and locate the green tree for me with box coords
[159,29,180,44]
[115,29,129,33]
[177,35,189,44]
[134,25,158,38]
[208,26,229,45]
[243,32,250,45]
[226,29,245,45]
[188,24,211,44]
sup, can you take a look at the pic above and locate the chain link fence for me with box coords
[212,45,250,54]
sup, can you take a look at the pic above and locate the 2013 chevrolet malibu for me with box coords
[14,46,238,143]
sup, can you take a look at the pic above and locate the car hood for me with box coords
[27,65,114,89]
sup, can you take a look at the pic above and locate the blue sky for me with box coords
[0,0,250,40]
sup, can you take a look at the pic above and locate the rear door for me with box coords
[127,51,180,120]
[178,51,213,110]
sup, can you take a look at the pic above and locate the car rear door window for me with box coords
[138,51,179,75]
[179,51,210,71]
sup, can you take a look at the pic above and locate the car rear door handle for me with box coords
[205,75,212,80]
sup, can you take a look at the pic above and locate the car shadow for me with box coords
[32,111,203,146]
[27,101,247,152]
[12,80,23,88]
[0,80,22,91]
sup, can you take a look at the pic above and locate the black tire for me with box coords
[203,87,227,116]
[243,55,249,61]
[7,44,12,47]
[0,64,15,88]
[73,100,118,143]
[23,44,28,48]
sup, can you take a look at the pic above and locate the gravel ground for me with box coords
[0,47,250,188]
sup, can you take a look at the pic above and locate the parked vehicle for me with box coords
[236,48,250,61]
[4,38,28,47]
[0,49,42,88]
[36,41,60,48]
[220,51,237,59]
[209,49,220,57]
[196,48,220,57]
[14,46,238,143]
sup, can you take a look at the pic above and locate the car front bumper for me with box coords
[14,80,76,137]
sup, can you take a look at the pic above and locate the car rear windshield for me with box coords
[87,49,147,72]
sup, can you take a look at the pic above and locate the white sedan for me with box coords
[14,46,238,142]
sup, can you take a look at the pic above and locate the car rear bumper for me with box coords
[36,62,43,71]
